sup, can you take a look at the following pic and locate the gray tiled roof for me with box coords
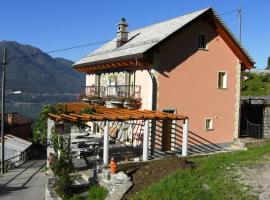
[74,8,209,66]
[74,7,254,67]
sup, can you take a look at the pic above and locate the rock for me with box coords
[202,184,210,191]
[114,171,130,181]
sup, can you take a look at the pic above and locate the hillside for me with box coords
[242,71,270,96]
[0,41,85,95]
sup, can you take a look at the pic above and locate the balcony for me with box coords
[80,85,142,109]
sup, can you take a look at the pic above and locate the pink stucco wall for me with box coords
[135,70,152,110]
[86,74,95,86]
[157,19,239,144]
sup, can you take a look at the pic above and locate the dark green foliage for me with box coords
[79,107,96,115]
[50,130,74,199]
[32,105,56,144]
[55,171,73,199]
[0,41,84,94]
[242,72,270,96]
[267,57,270,69]
[32,104,67,144]
[66,185,108,200]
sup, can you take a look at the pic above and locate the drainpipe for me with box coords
[146,68,158,155]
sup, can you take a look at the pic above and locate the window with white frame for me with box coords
[205,118,213,131]
[198,34,207,49]
[218,72,227,89]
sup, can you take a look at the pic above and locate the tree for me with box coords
[267,56,270,69]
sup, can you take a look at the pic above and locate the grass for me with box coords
[242,72,270,96]
[131,141,270,200]
[68,185,108,200]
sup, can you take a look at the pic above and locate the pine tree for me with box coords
[267,56,270,69]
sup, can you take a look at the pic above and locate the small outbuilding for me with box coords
[240,96,270,139]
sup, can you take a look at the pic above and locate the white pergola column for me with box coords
[47,118,55,167]
[103,121,110,165]
[143,120,149,161]
[182,118,189,157]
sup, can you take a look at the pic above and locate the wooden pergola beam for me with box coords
[48,103,187,122]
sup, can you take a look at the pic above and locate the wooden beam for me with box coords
[48,113,62,121]
[60,114,78,121]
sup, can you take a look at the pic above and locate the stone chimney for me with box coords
[116,18,128,48]
[7,113,13,125]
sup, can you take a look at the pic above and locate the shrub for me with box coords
[87,185,108,200]
[55,171,73,199]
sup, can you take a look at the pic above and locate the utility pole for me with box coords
[238,8,242,43]
[1,48,8,174]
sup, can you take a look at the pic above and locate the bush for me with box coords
[87,185,107,200]
[55,171,73,199]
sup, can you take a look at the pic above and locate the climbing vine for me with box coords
[50,130,73,199]
[32,104,67,144]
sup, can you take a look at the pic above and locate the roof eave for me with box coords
[209,8,255,69]
[73,53,145,68]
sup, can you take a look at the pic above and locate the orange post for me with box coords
[110,157,117,174]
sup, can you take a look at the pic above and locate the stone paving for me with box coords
[0,159,46,200]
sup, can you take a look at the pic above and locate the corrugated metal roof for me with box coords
[74,8,209,66]
[0,134,32,160]
[74,7,254,67]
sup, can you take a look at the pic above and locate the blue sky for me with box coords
[0,0,269,68]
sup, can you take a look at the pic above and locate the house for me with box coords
[73,8,254,149]
[0,134,32,170]
[1,112,33,140]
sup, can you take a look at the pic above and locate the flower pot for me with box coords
[124,101,141,110]
[106,100,124,108]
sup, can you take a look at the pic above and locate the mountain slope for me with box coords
[0,41,85,94]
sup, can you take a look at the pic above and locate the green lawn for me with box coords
[68,185,107,200]
[131,141,270,200]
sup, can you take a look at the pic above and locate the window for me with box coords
[198,34,207,49]
[205,118,213,131]
[162,109,176,114]
[218,72,227,89]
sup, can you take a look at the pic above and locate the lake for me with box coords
[5,103,48,119]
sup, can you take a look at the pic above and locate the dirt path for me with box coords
[236,155,270,200]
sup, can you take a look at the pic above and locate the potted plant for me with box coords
[90,95,105,105]
[124,98,141,109]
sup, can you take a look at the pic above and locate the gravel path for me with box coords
[236,155,270,200]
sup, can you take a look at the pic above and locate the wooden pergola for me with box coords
[47,103,189,164]
[48,103,186,122]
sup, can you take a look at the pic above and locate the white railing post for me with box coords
[103,121,110,165]
[143,120,149,161]
[171,119,176,151]
[182,118,189,157]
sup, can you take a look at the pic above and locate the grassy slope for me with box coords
[242,73,270,96]
[68,185,107,200]
[132,141,270,200]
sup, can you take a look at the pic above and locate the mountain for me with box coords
[55,57,75,67]
[0,41,85,95]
